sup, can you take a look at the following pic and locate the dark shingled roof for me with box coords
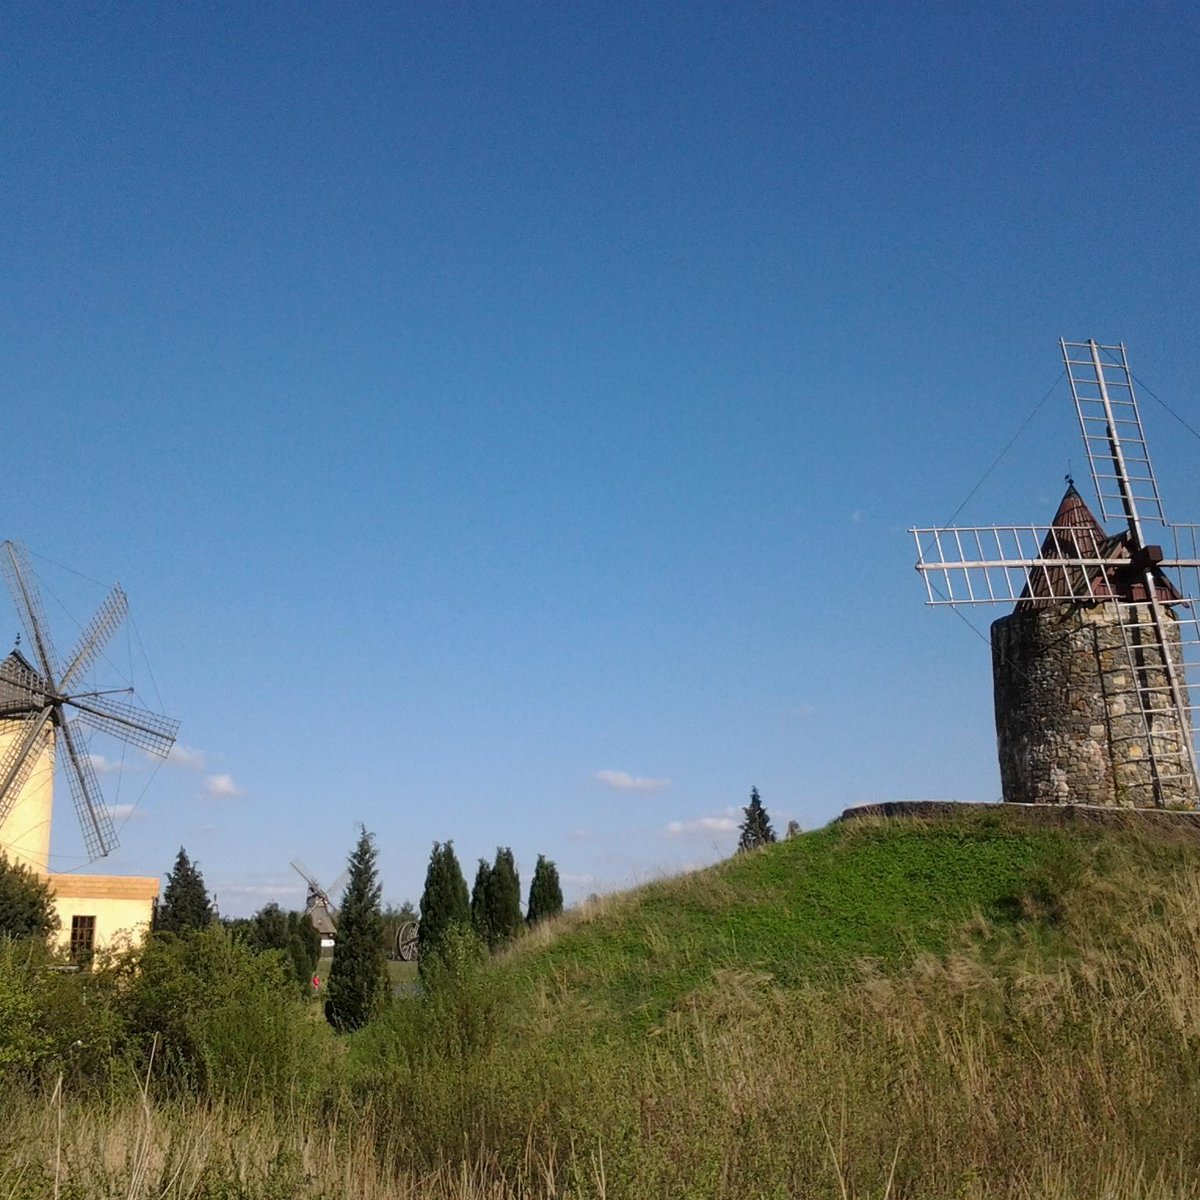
[1018,483,1181,610]
[0,648,47,718]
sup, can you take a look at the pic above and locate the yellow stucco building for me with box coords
[1,649,159,957]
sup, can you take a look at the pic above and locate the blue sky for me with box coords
[3,3,1199,914]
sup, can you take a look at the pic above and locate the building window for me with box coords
[70,915,96,963]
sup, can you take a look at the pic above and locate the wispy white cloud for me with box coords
[850,509,866,523]
[790,703,817,718]
[218,881,306,898]
[665,815,738,837]
[105,802,137,820]
[166,744,206,771]
[204,773,243,798]
[87,753,125,776]
[569,828,594,840]
[595,769,671,792]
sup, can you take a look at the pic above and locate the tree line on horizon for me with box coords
[146,834,566,1033]
[0,785,779,1044]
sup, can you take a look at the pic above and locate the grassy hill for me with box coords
[482,804,1199,1045]
[11,804,1200,1199]
[339,805,1200,1197]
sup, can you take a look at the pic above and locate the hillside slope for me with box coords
[498,805,1195,1037]
[345,806,1200,1198]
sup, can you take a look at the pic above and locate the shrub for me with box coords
[0,855,58,941]
[0,939,48,1082]
[127,926,327,1100]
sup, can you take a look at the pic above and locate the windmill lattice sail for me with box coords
[911,341,1200,810]
[0,541,179,864]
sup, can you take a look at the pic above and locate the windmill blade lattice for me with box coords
[910,341,1200,809]
[0,541,178,861]
[60,584,128,692]
[0,541,59,683]
[1063,339,1166,532]
[0,712,53,827]
[58,715,116,860]
[71,694,179,758]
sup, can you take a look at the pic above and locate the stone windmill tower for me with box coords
[912,340,1200,809]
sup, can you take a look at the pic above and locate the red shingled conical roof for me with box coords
[1050,483,1107,548]
[1019,483,1180,608]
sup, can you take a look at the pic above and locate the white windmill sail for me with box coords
[911,341,1200,808]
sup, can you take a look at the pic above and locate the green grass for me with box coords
[14,805,1200,1198]
[315,952,417,994]
[498,807,1197,1038]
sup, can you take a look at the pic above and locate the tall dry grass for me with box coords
[7,851,1200,1198]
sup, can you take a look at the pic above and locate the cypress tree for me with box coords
[324,828,388,1032]
[737,787,776,852]
[0,855,58,941]
[526,854,564,926]
[470,857,491,943]
[157,847,214,933]
[485,847,522,947]
[289,908,321,981]
[417,841,469,971]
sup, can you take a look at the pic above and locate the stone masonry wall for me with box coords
[991,603,1197,808]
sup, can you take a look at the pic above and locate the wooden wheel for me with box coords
[396,920,419,962]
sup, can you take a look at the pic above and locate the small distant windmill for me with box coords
[0,541,179,862]
[911,341,1200,809]
[290,860,347,944]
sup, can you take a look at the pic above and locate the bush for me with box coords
[0,856,58,941]
[129,926,329,1099]
[0,940,48,1082]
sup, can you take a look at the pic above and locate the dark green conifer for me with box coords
[417,840,469,972]
[526,854,564,926]
[470,858,491,942]
[737,787,776,852]
[156,847,214,933]
[324,828,388,1032]
[485,847,522,946]
[288,909,321,983]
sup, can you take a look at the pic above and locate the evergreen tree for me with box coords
[289,908,321,981]
[484,846,522,947]
[737,787,776,852]
[526,854,564,926]
[0,855,58,941]
[470,857,491,943]
[156,847,214,933]
[417,840,469,971]
[324,828,388,1032]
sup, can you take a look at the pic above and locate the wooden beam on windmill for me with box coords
[910,340,1200,810]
